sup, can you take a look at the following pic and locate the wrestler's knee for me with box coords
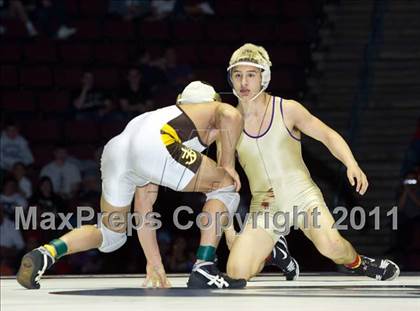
[227,252,261,280]
[227,258,254,280]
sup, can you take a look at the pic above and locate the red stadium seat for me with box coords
[92,68,119,89]
[64,120,100,143]
[248,0,279,16]
[79,0,107,17]
[173,45,199,65]
[0,66,19,87]
[214,0,247,17]
[269,46,301,66]
[64,0,80,17]
[38,91,70,113]
[20,66,53,88]
[54,66,83,89]
[94,43,129,65]
[281,0,314,18]
[0,43,22,63]
[276,22,306,43]
[24,41,57,63]
[67,144,95,159]
[239,23,276,42]
[173,22,203,41]
[103,20,135,40]
[1,19,27,38]
[31,144,55,167]
[193,68,225,90]
[269,69,296,92]
[205,22,240,42]
[139,22,170,40]
[1,91,36,112]
[22,120,61,143]
[72,19,102,40]
[59,43,93,64]
[199,45,232,66]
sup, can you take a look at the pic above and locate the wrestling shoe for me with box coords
[187,261,246,289]
[266,236,299,280]
[17,246,55,289]
[345,255,400,281]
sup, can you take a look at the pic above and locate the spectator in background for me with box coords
[72,71,115,120]
[108,0,151,21]
[0,204,25,275]
[118,67,154,118]
[183,0,215,17]
[148,0,176,20]
[76,146,102,179]
[0,177,27,220]
[162,47,194,91]
[172,0,215,19]
[29,176,64,216]
[136,49,168,91]
[147,0,214,20]
[40,144,81,199]
[35,0,76,39]
[77,170,101,210]
[0,0,38,36]
[0,121,34,172]
[29,176,65,240]
[11,162,32,199]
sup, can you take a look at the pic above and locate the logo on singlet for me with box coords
[181,146,198,165]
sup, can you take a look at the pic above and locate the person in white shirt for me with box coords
[0,204,25,251]
[0,204,25,275]
[40,145,82,199]
[0,178,27,220]
[12,162,33,199]
[0,121,34,171]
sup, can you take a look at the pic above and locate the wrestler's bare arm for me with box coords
[214,103,243,191]
[134,184,162,264]
[214,103,243,168]
[286,100,368,195]
[134,184,171,288]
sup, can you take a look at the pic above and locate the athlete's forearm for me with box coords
[134,186,162,265]
[216,105,243,168]
[324,131,358,168]
[138,225,162,264]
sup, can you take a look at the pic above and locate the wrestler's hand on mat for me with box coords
[347,165,369,195]
[143,262,171,288]
[223,166,241,191]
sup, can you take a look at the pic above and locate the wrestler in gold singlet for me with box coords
[237,96,325,239]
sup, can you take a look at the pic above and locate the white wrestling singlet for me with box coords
[101,105,207,207]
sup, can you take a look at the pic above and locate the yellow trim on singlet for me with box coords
[160,123,181,146]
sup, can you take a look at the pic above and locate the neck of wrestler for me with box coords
[237,90,270,118]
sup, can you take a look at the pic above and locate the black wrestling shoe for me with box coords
[187,261,247,289]
[17,247,55,289]
[266,236,299,280]
[345,255,400,281]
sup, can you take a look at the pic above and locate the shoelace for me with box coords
[34,248,55,284]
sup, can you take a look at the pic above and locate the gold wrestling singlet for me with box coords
[237,96,325,238]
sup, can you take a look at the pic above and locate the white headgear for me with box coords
[177,81,221,104]
[227,43,272,100]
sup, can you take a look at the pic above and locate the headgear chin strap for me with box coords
[226,44,272,101]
